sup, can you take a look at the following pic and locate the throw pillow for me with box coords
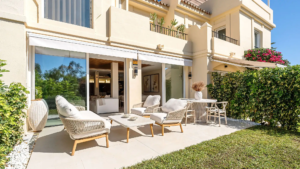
[161,99,187,113]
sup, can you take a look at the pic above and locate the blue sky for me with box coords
[262,0,300,65]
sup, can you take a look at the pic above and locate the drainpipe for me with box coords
[268,0,270,7]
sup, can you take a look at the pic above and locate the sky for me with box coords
[261,0,300,65]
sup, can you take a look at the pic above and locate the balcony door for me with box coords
[35,47,87,127]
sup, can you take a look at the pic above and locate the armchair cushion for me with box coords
[131,108,146,116]
[150,113,182,124]
[56,95,81,119]
[143,95,161,108]
[161,99,187,113]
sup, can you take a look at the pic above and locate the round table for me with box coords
[183,99,217,123]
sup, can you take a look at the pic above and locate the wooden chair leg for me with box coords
[193,111,196,124]
[161,125,164,136]
[106,134,109,148]
[180,123,183,133]
[110,120,113,124]
[72,140,78,156]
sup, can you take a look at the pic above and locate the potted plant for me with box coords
[150,13,157,31]
[158,17,165,33]
[192,81,205,100]
[168,19,178,36]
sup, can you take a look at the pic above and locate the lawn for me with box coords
[128,126,300,169]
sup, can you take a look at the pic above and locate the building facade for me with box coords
[0,0,276,130]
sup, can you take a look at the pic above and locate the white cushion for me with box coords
[150,113,182,124]
[79,111,111,129]
[131,108,146,116]
[161,99,187,113]
[55,95,81,119]
[143,95,161,108]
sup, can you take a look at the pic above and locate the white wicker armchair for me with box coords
[150,99,190,136]
[131,95,160,118]
[55,96,111,156]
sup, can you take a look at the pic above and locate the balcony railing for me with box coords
[212,31,238,45]
[150,23,188,40]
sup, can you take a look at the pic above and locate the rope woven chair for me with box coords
[150,100,190,136]
[131,95,160,118]
[56,96,111,156]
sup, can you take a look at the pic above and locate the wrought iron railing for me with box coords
[212,31,238,45]
[150,23,188,40]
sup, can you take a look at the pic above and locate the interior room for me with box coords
[141,61,162,104]
[89,57,124,114]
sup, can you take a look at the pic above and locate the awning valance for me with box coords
[138,51,192,66]
[28,32,137,59]
[211,56,277,68]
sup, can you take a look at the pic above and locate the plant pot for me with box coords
[194,91,203,100]
[28,99,49,132]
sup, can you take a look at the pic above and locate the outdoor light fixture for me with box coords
[133,59,138,76]
[188,72,192,79]
[134,67,138,76]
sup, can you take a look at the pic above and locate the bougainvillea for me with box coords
[244,48,288,65]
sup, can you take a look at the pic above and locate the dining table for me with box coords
[181,98,217,123]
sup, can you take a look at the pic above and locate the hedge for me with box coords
[0,60,29,168]
[207,66,300,131]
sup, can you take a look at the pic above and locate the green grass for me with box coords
[128,126,300,169]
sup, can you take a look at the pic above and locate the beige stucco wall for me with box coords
[110,6,192,56]
[0,19,26,86]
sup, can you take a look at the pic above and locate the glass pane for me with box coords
[35,47,87,127]
[218,29,226,41]
[165,64,183,101]
[44,0,91,28]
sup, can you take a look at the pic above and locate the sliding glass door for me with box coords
[165,64,183,101]
[35,47,87,126]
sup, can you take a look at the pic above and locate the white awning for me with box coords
[28,32,137,59]
[138,51,192,66]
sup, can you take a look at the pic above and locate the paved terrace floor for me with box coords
[27,115,258,169]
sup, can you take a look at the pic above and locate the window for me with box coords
[254,30,261,48]
[44,0,92,28]
[217,29,226,41]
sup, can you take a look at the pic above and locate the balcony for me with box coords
[150,24,188,40]
[212,31,238,45]
[109,7,192,55]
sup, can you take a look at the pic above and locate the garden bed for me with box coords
[128,126,300,168]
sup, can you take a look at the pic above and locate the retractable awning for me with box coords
[138,51,193,66]
[211,56,278,68]
[28,32,137,59]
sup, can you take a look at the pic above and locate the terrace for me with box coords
[26,116,257,169]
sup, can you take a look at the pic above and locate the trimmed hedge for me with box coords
[0,60,28,168]
[207,66,300,131]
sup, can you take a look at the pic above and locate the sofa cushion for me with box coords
[161,99,187,113]
[143,95,161,108]
[79,111,111,129]
[56,95,81,119]
[131,108,146,116]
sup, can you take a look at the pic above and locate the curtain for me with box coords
[44,0,91,28]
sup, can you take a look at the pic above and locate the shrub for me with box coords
[244,48,289,65]
[207,66,300,131]
[0,60,29,168]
